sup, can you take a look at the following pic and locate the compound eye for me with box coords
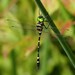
[40,18,44,22]
[37,18,44,22]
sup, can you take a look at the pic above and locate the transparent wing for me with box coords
[5,18,70,36]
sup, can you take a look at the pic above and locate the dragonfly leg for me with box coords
[44,24,49,29]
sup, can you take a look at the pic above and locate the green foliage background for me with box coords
[0,0,75,75]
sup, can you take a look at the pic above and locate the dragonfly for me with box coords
[2,15,71,70]
[36,15,49,70]
[7,16,67,69]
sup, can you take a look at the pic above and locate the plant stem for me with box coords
[35,0,75,68]
[0,45,2,75]
[10,49,17,75]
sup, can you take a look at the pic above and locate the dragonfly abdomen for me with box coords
[36,23,43,32]
[36,23,44,69]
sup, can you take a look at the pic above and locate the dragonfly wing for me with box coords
[6,19,67,36]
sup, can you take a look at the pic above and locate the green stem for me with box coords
[0,45,2,75]
[10,49,17,75]
[35,0,75,68]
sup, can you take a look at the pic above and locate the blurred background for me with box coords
[0,0,75,75]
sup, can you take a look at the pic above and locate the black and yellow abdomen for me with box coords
[36,15,44,69]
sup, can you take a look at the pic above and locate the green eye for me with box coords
[37,18,44,22]
[39,18,43,22]
[37,15,44,22]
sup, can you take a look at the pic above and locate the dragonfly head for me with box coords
[37,15,44,23]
